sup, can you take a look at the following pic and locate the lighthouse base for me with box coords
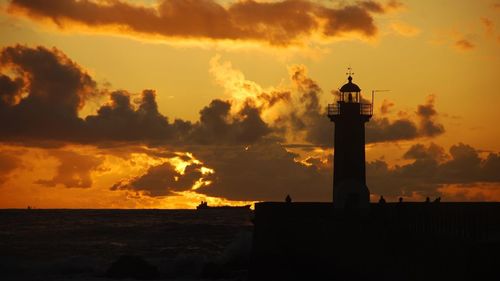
[333,179,370,208]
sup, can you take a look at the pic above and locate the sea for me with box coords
[0,209,253,281]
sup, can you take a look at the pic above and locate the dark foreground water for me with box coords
[0,209,253,281]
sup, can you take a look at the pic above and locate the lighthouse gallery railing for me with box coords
[327,103,373,117]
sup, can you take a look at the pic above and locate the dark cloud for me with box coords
[111,162,204,197]
[187,99,271,145]
[0,45,95,143]
[87,91,273,146]
[0,151,20,184]
[403,142,446,161]
[0,45,271,146]
[85,93,271,145]
[366,95,444,143]
[0,44,191,145]
[368,143,500,198]
[0,45,445,150]
[35,150,102,188]
[107,140,500,202]
[367,158,435,198]
[84,90,176,143]
[109,141,331,201]
[416,95,445,137]
[0,74,24,105]
[366,118,418,143]
[8,0,397,46]
[195,141,331,201]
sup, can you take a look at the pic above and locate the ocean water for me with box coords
[0,209,253,281]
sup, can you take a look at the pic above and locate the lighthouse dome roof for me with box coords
[340,76,361,93]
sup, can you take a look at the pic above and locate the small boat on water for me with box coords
[196,201,251,210]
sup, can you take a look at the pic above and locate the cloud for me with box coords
[207,57,334,146]
[188,99,272,145]
[35,150,102,188]
[208,55,291,109]
[195,141,331,201]
[368,143,500,199]
[0,45,98,143]
[86,90,271,145]
[416,95,445,137]
[480,17,494,36]
[7,0,398,46]
[365,118,418,143]
[209,56,444,146]
[366,94,444,143]
[0,45,445,149]
[454,39,475,51]
[0,151,20,184]
[0,74,25,105]
[380,99,395,114]
[85,91,272,145]
[0,45,272,146]
[108,141,500,202]
[403,142,446,162]
[386,0,404,10]
[111,162,205,197]
[390,22,421,37]
[84,90,177,143]
[278,64,333,146]
[108,141,332,202]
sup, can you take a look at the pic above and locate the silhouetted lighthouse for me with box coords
[328,69,372,208]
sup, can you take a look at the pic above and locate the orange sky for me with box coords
[0,0,499,208]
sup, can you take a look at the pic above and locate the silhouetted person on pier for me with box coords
[434,197,441,203]
[426,197,430,203]
[399,197,403,203]
[378,196,386,204]
[285,195,292,203]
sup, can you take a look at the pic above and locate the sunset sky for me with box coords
[0,0,499,208]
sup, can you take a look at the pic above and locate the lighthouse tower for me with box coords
[328,69,372,208]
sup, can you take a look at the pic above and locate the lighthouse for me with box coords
[328,69,372,208]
